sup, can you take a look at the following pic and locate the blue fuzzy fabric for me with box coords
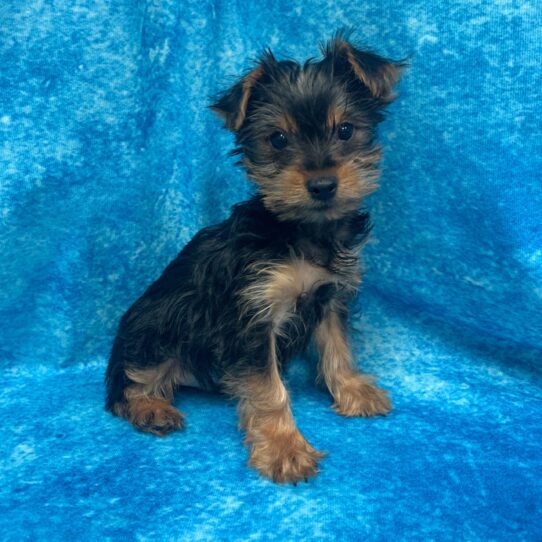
[1,1,541,540]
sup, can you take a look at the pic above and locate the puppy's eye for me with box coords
[270,131,288,150]
[337,122,354,141]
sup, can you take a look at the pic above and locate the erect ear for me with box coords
[323,34,405,103]
[210,62,267,132]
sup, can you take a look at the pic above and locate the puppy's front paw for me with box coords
[249,430,325,484]
[333,375,392,417]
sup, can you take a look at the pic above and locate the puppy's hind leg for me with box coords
[112,358,186,437]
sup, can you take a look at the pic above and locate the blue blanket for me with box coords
[1,1,541,540]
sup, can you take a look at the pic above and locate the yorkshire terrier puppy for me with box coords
[106,34,403,484]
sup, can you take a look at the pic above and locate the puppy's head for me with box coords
[212,34,405,222]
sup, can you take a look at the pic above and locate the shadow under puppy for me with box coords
[106,34,403,484]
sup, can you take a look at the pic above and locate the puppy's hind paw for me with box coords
[127,397,185,436]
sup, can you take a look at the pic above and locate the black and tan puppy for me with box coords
[106,34,403,483]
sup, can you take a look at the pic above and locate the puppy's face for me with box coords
[212,36,404,222]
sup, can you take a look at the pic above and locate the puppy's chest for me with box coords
[242,248,360,330]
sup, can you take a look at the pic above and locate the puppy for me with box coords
[106,34,403,483]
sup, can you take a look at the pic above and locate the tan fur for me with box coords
[341,42,400,101]
[259,153,380,222]
[336,158,380,202]
[114,396,184,436]
[234,66,265,130]
[223,346,324,483]
[277,112,299,134]
[315,310,391,417]
[259,166,307,217]
[241,258,339,333]
[326,105,346,129]
[124,358,184,400]
[247,421,324,484]
[111,359,187,435]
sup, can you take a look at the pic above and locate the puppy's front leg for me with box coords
[224,338,324,484]
[315,309,391,417]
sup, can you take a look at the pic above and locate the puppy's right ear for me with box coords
[211,55,271,132]
[322,33,406,105]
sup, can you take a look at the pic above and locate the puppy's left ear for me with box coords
[211,61,267,131]
[323,35,406,104]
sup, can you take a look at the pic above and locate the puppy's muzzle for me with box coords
[306,175,337,202]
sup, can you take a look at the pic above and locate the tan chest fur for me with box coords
[240,255,361,332]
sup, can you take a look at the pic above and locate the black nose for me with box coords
[306,176,337,202]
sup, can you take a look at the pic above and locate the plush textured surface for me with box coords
[1,1,541,540]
